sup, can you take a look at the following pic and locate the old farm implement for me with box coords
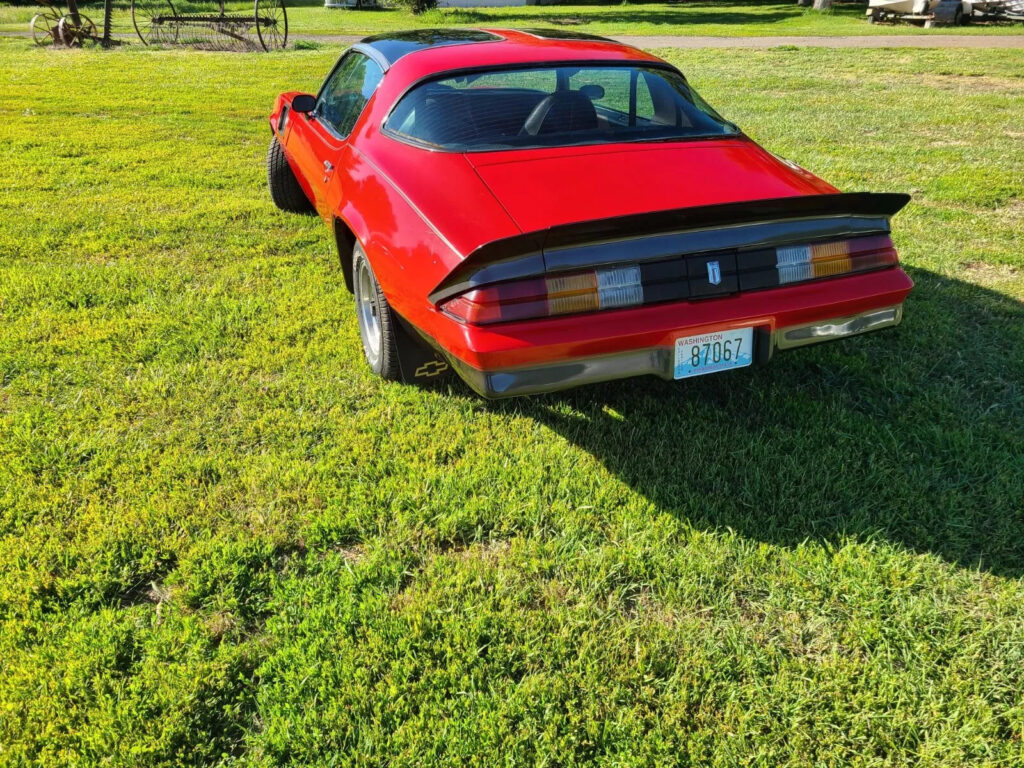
[29,0,287,50]
[131,0,288,50]
[31,0,102,46]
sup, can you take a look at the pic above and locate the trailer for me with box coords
[868,0,1024,25]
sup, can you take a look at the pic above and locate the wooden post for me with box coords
[65,0,82,26]
[102,0,113,46]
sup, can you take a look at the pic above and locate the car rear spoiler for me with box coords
[429,192,911,305]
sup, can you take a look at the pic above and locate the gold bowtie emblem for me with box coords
[414,360,449,378]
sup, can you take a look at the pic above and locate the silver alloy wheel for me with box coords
[356,257,383,367]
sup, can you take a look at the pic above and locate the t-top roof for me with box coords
[515,28,615,42]
[358,29,502,66]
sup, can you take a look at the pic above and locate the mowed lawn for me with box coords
[4,0,1024,37]
[1,38,1024,766]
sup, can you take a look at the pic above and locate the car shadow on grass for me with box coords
[487,267,1024,578]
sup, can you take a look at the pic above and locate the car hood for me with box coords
[465,139,837,234]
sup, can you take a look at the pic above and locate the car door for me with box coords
[285,50,384,221]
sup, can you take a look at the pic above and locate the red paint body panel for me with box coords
[465,140,837,232]
[268,30,912,394]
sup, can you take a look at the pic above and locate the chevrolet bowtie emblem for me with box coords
[414,360,449,378]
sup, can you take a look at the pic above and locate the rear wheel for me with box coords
[254,0,288,51]
[132,0,178,45]
[57,14,96,46]
[353,244,401,381]
[266,136,313,214]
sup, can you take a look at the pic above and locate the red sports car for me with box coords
[267,28,912,397]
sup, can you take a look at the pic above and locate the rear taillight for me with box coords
[776,234,898,285]
[440,234,899,325]
[442,265,643,325]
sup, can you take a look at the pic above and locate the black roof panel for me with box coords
[359,29,502,66]
[517,28,615,43]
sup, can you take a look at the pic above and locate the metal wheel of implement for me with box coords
[132,0,179,45]
[57,13,97,46]
[254,0,287,51]
[31,12,60,46]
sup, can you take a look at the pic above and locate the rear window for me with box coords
[384,64,739,152]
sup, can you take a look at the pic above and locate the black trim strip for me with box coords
[429,192,910,304]
[544,215,889,273]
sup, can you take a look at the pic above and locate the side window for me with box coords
[316,51,384,137]
[569,68,656,124]
[635,75,656,123]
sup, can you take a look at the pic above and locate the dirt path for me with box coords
[4,30,1024,48]
[289,32,1024,48]
[618,33,1024,48]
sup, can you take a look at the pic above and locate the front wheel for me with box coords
[31,13,59,46]
[266,136,313,213]
[353,245,401,381]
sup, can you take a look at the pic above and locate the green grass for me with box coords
[4,0,1024,38]
[2,36,1024,766]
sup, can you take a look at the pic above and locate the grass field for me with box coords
[4,0,1024,38]
[2,36,1024,766]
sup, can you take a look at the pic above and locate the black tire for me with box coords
[353,244,401,381]
[266,136,313,214]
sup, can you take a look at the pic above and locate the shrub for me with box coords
[388,0,439,14]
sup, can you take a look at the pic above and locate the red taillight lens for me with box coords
[441,277,550,324]
[441,265,642,325]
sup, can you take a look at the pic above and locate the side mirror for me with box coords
[291,94,316,114]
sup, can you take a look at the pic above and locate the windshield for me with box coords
[385,64,739,152]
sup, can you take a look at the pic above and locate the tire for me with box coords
[353,244,401,381]
[266,136,313,214]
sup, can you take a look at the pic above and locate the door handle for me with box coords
[322,160,334,183]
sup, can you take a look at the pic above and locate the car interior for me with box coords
[385,66,737,151]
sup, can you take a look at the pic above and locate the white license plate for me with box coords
[674,327,754,379]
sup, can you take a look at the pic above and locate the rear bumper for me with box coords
[450,304,903,397]
[436,268,912,398]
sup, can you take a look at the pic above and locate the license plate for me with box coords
[674,327,754,379]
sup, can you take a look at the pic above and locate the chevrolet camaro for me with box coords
[266,28,913,397]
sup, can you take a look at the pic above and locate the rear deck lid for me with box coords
[465,139,838,233]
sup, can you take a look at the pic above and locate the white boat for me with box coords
[868,0,934,14]
[868,0,1024,19]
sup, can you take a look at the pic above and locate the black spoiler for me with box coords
[430,192,910,305]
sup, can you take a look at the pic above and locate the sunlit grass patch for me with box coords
[0,38,1023,766]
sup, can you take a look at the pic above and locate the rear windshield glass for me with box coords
[385,64,739,151]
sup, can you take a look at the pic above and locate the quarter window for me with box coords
[316,51,384,137]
